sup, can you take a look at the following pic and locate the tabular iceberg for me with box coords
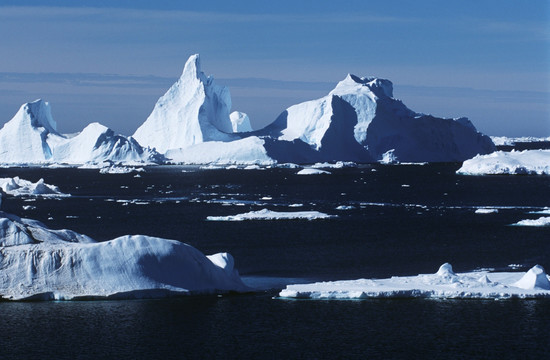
[457,150,550,175]
[0,100,162,165]
[278,263,550,300]
[0,211,249,300]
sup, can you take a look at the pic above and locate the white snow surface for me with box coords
[0,211,249,300]
[230,111,253,132]
[279,263,550,300]
[457,150,550,175]
[165,136,274,165]
[0,177,67,197]
[133,54,237,153]
[0,100,161,165]
[491,136,550,146]
[206,208,336,221]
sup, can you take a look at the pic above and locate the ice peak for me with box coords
[181,54,203,80]
[18,99,58,134]
[436,263,456,277]
[514,265,550,290]
[333,74,393,98]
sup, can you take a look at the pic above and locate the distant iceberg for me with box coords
[0,100,162,165]
[278,263,550,300]
[206,208,336,221]
[0,211,249,300]
[458,150,550,175]
[1,54,496,166]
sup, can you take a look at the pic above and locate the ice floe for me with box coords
[458,150,550,175]
[475,208,499,214]
[297,168,331,175]
[0,211,249,300]
[512,217,550,227]
[0,177,68,197]
[206,208,336,221]
[278,263,550,300]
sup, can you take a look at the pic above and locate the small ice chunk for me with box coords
[297,168,331,175]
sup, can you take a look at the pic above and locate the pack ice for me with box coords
[0,208,249,300]
[0,100,162,165]
[279,263,550,300]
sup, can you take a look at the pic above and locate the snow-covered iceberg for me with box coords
[457,150,550,175]
[0,211,249,300]
[0,177,68,197]
[259,74,495,163]
[0,100,162,165]
[133,54,237,153]
[278,263,550,300]
[206,208,336,221]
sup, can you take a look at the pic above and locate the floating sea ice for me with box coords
[297,168,331,175]
[0,177,68,197]
[335,205,355,211]
[475,208,499,214]
[512,217,550,227]
[206,208,336,221]
[278,263,550,300]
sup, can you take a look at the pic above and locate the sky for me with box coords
[0,0,548,137]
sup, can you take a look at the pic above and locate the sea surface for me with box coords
[0,162,549,359]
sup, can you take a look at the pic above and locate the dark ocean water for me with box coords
[0,163,549,359]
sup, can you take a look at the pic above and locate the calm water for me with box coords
[0,164,549,359]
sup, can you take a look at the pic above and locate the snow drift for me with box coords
[0,100,162,165]
[0,211,249,300]
[278,263,550,300]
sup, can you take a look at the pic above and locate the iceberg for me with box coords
[0,100,162,165]
[0,211,249,300]
[133,54,237,153]
[206,208,336,221]
[512,217,550,227]
[0,177,68,197]
[297,168,331,175]
[230,111,253,132]
[259,74,495,163]
[457,150,550,175]
[278,263,550,300]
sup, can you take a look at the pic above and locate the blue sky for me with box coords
[0,0,548,136]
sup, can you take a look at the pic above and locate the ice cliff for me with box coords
[0,100,162,165]
[0,211,249,300]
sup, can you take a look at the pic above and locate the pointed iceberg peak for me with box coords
[180,53,207,83]
[17,99,58,134]
[335,74,393,98]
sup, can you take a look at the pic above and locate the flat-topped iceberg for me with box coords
[458,150,550,175]
[206,208,336,221]
[0,211,248,300]
[278,263,550,300]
